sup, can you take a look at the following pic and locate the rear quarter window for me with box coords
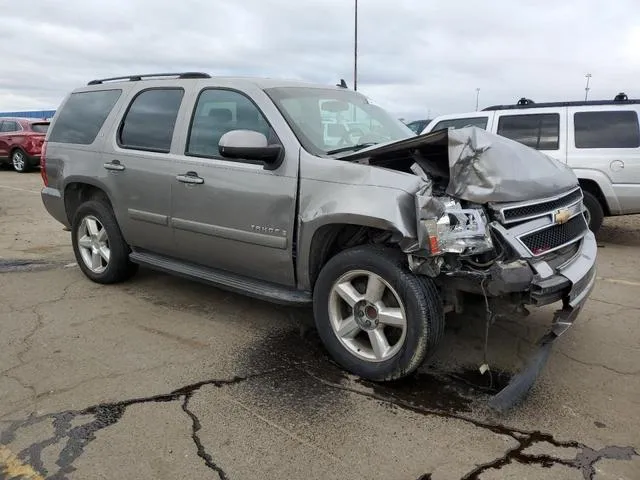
[574,111,640,148]
[48,89,122,144]
[30,123,49,133]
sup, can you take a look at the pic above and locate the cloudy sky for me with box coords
[1,0,639,120]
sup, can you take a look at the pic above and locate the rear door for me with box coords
[102,86,186,255]
[170,87,298,286]
[492,108,567,163]
[567,106,640,213]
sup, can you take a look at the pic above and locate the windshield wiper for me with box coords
[326,143,378,155]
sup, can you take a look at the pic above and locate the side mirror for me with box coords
[218,130,283,169]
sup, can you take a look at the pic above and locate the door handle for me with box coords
[176,171,204,185]
[104,160,125,171]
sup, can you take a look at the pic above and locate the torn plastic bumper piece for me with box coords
[488,253,597,413]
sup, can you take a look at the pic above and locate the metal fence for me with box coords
[0,110,56,119]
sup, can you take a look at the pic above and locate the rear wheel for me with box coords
[71,200,138,284]
[11,149,29,173]
[313,245,444,381]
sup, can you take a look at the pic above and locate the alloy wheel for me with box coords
[328,269,407,362]
[77,215,110,274]
[12,151,25,172]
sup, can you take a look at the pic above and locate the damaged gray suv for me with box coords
[40,73,597,409]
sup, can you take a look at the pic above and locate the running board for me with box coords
[129,251,312,306]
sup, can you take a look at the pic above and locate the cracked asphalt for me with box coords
[1,168,639,480]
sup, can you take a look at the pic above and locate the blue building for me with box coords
[0,110,56,119]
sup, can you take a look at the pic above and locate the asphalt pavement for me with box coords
[1,167,639,479]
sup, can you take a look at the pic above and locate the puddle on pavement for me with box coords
[241,326,514,418]
[360,367,512,415]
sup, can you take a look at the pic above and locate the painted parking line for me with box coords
[597,276,640,287]
[0,185,40,194]
[0,445,44,480]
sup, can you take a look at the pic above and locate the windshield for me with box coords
[264,87,414,156]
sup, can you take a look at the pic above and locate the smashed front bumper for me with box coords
[530,230,597,335]
[487,231,597,412]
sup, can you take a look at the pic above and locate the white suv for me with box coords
[421,94,640,234]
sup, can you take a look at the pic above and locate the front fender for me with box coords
[296,180,418,290]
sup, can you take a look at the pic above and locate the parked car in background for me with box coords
[404,119,431,134]
[421,94,640,234]
[0,117,49,172]
[39,73,596,411]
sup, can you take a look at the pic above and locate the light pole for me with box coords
[354,0,358,91]
[584,73,592,101]
[475,88,480,111]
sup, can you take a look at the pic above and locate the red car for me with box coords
[0,117,50,173]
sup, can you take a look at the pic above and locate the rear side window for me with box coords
[48,90,121,144]
[0,121,20,132]
[30,123,49,133]
[119,89,184,153]
[497,113,559,150]
[432,117,488,131]
[574,111,640,149]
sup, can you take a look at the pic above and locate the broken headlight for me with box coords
[423,198,494,256]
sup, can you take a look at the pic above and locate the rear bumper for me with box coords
[41,187,70,228]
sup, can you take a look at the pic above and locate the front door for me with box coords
[170,88,298,286]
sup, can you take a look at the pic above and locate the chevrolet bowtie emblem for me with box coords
[554,208,571,225]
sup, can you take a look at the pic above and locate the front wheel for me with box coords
[313,245,444,381]
[582,190,604,235]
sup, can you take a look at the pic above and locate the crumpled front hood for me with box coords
[340,127,579,203]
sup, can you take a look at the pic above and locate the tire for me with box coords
[313,245,444,381]
[582,190,604,235]
[71,200,138,284]
[11,149,30,173]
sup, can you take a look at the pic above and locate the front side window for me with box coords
[497,113,559,150]
[432,117,488,131]
[119,89,184,152]
[574,111,640,149]
[187,89,276,158]
[265,87,413,156]
[48,90,122,144]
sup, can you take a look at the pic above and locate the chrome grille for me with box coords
[520,214,588,256]
[500,187,583,224]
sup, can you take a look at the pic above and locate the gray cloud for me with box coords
[1,0,639,120]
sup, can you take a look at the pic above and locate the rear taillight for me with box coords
[40,140,48,186]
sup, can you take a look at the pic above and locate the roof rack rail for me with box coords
[482,93,640,111]
[87,72,211,85]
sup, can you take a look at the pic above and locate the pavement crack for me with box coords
[0,369,279,479]
[303,369,638,480]
[556,349,640,376]
[181,393,228,480]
